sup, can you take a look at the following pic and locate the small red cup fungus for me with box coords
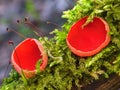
[11,38,48,78]
[66,16,111,57]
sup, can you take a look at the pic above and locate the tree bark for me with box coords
[96,75,120,90]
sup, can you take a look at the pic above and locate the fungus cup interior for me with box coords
[67,16,110,56]
[13,38,42,71]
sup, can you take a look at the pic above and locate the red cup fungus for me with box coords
[11,38,48,78]
[66,16,111,57]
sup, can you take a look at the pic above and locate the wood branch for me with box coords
[96,75,120,90]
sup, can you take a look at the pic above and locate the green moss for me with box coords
[1,0,120,90]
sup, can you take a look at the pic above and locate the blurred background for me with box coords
[0,0,75,84]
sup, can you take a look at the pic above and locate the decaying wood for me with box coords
[73,74,120,90]
[96,75,120,90]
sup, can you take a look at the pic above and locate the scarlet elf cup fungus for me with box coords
[66,16,111,57]
[11,38,48,78]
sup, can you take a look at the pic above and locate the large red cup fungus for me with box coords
[11,38,48,78]
[66,16,111,57]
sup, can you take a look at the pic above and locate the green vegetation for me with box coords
[1,0,120,90]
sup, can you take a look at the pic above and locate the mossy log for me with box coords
[81,75,120,90]
[96,75,120,90]
[71,74,120,90]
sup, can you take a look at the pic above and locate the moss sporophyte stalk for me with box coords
[1,0,120,90]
